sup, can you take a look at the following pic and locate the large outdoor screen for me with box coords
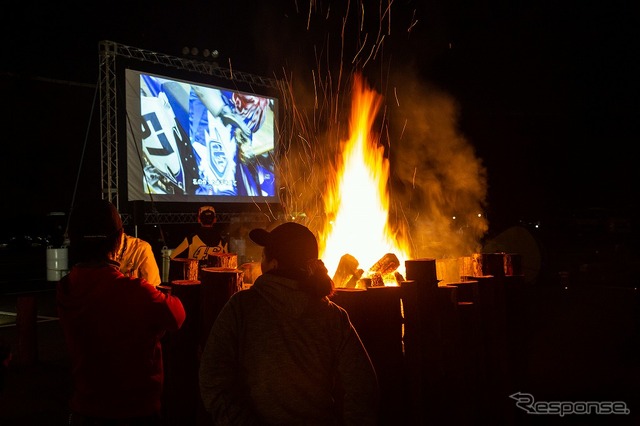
[124,69,278,204]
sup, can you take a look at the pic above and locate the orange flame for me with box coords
[319,75,411,284]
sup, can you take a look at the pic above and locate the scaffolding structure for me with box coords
[98,40,280,225]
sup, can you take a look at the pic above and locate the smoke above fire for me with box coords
[386,65,489,257]
[252,1,488,263]
[276,71,488,260]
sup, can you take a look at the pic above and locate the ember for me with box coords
[273,3,489,285]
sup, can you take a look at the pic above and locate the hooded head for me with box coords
[249,222,334,298]
[67,198,123,263]
[249,222,318,271]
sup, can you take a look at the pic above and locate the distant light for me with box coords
[452,216,457,220]
[477,213,482,218]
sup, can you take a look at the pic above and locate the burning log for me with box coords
[355,276,371,288]
[334,252,403,288]
[364,253,401,286]
[333,254,360,288]
[345,268,365,288]
[369,272,384,287]
[367,253,400,276]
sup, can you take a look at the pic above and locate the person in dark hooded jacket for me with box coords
[199,222,379,425]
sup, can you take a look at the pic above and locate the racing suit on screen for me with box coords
[138,75,275,197]
[139,75,199,195]
[190,88,275,197]
[231,93,276,197]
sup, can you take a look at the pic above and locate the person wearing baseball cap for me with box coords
[199,221,380,425]
[58,198,185,424]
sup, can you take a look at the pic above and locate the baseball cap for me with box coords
[249,222,318,268]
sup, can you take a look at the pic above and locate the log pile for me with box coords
[332,252,405,288]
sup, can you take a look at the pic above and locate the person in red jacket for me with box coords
[57,198,186,425]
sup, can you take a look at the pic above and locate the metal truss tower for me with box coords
[98,40,280,224]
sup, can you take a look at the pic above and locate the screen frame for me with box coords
[122,66,281,211]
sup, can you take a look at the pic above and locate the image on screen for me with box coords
[125,69,278,204]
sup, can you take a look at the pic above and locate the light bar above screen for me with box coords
[125,69,279,204]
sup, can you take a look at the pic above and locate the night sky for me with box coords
[2,5,637,418]
[1,0,638,238]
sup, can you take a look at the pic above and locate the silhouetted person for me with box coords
[170,206,227,261]
[199,222,380,425]
[116,232,162,286]
[57,198,185,425]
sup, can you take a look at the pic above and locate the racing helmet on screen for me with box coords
[198,205,217,227]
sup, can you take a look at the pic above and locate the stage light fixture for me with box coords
[181,46,220,62]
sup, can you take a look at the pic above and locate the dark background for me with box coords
[1,0,638,280]
[0,3,638,423]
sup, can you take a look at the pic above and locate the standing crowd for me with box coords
[55,199,379,425]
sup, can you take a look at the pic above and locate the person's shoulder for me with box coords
[114,274,156,291]
[232,286,259,299]
[224,286,261,307]
[325,297,346,310]
[323,298,352,319]
[126,235,153,249]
